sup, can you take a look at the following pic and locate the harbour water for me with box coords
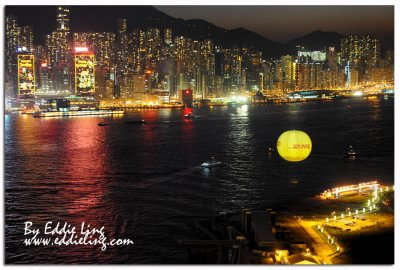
[4,97,394,264]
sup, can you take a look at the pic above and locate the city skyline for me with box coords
[4,5,394,106]
[5,5,395,49]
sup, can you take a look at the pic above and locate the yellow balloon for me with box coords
[277,130,312,162]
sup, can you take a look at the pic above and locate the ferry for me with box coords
[21,109,40,115]
[33,109,124,118]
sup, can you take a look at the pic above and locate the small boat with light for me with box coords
[184,113,196,119]
[201,157,222,168]
[345,145,358,157]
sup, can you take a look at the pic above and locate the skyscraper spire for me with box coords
[57,6,70,31]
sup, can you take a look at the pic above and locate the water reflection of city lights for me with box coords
[201,167,210,177]
[238,104,248,114]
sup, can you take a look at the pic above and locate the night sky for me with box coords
[5,5,394,47]
[156,6,394,43]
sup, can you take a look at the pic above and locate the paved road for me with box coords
[298,220,333,264]
[282,217,333,264]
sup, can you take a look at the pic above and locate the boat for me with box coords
[201,157,222,168]
[32,109,124,118]
[21,109,40,115]
[98,121,108,126]
[184,113,196,119]
[290,179,299,184]
[345,145,358,158]
[267,147,274,153]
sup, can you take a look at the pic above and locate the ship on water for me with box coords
[33,109,124,118]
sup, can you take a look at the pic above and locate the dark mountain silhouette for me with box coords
[286,30,343,54]
[221,27,285,58]
[72,6,287,58]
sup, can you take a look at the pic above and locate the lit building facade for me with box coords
[17,53,36,98]
[74,48,95,96]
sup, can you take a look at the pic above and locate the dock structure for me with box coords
[321,181,379,199]
[250,211,277,248]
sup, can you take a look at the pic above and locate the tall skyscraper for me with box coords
[19,26,34,52]
[281,55,294,91]
[164,28,172,44]
[5,15,20,96]
[57,6,70,31]
[46,6,71,68]
[116,18,129,76]
[341,34,381,68]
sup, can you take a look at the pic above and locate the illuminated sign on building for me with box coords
[17,54,36,97]
[74,51,95,96]
[75,47,89,53]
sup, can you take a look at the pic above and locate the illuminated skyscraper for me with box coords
[5,15,20,96]
[164,28,172,44]
[116,18,129,76]
[57,6,70,31]
[46,6,71,68]
[340,34,381,68]
[118,18,127,35]
[19,26,34,52]
[281,55,294,91]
